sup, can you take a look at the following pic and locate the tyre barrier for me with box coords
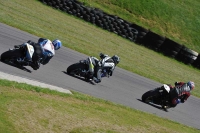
[39,0,200,69]
[176,46,199,65]
[130,23,149,44]
[40,0,138,41]
[159,38,183,58]
[193,54,200,68]
[142,31,165,51]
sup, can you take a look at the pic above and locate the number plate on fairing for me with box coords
[25,43,34,60]
[163,84,170,93]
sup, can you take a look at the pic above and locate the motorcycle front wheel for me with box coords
[67,63,87,75]
[142,89,160,104]
[1,49,23,62]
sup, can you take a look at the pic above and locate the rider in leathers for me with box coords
[15,38,62,70]
[87,53,120,83]
[166,81,195,108]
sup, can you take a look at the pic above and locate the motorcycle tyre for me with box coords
[1,49,23,62]
[142,90,160,103]
[67,63,87,75]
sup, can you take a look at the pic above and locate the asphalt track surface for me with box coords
[0,23,200,129]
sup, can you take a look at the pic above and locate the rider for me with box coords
[15,38,62,70]
[87,53,120,83]
[163,81,195,108]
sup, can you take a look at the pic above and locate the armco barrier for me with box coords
[39,0,200,69]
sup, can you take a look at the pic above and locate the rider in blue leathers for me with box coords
[15,38,62,70]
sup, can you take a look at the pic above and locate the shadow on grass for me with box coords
[0,60,32,73]
[62,71,96,85]
[137,99,168,112]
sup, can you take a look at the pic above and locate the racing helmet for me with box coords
[112,55,120,65]
[187,81,195,90]
[52,39,62,50]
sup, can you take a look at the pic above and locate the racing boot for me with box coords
[30,61,40,70]
[85,71,93,81]
[93,77,101,83]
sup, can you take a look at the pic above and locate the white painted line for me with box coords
[0,71,72,94]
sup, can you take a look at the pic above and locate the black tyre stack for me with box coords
[39,0,200,70]
[193,54,200,68]
[176,46,198,65]
[159,38,183,58]
[130,23,149,45]
[142,31,165,51]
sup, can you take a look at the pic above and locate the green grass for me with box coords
[0,79,199,133]
[80,0,200,52]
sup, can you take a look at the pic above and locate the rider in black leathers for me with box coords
[87,53,120,83]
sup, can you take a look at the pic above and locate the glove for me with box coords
[27,40,32,44]
[175,82,179,86]
[99,53,108,59]
[176,99,181,104]
[181,98,185,103]
[99,53,104,59]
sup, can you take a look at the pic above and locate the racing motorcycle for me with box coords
[142,84,172,109]
[1,43,35,68]
[67,59,110,83]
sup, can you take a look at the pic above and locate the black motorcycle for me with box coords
[142,84,172,109]
[67,59,110,83]
[1,43,35,69]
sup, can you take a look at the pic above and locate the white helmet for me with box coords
[187,81,195,90]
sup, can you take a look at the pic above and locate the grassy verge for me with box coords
[0,79,199,133]
[80,0,200,52]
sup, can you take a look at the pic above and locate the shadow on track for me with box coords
[137,99,168,112]
[62,71,96,85]
[0,60,32,73]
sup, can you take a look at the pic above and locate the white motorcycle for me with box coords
[142,84,172,110]
[1,43,35,68]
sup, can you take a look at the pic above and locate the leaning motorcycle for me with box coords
[142,84,172,109]
[67,59,110,83]
[1,43,35,68]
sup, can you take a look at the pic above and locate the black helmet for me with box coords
[112,55,120,65]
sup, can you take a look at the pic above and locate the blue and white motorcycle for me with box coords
[1,43,35,68]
